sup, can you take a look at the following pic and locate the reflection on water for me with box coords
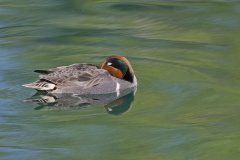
[25,88,136,115]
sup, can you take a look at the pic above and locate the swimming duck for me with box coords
[23,55,137,95]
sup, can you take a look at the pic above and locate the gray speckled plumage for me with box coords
[23,63,137,95]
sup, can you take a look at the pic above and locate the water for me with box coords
[1,0,240,159]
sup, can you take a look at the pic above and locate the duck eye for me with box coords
[107,62,112,66]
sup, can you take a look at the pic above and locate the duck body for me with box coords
[23,56,137,95]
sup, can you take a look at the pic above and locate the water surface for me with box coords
[0,1,240,160]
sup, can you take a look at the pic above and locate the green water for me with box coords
[1,0,240,159]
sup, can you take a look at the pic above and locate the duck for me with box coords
[23,55,137,95]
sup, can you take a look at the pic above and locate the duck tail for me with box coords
[22,80,56,91]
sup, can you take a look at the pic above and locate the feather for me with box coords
[22,80,56,91]
[34,70,53,74]
[23,64,108,92]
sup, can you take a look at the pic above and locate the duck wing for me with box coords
[34,64,98,74]
[23,64,103,91]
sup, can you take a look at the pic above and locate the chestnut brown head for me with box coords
[101,56,134,83]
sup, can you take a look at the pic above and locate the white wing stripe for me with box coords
[116,82,120,97]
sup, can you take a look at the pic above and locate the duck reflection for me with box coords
[25,88,136,115]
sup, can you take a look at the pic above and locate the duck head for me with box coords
[101,56,135,83]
